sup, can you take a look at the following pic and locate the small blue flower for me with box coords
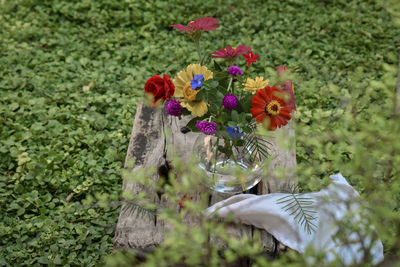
[226,126,244,139]
[190,74,204,90]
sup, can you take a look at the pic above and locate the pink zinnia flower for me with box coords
[171,17,220,34]
[276,65,289,77]
[211,45,251,60]
[276,65,296,110]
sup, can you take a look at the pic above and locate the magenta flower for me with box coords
[196,120,217,135]
[171,17,220,34]
[276,65,289,77]
[211,45,251,60]
[222,94,238,110]
[165,99,183,116]
[276,65,296,110]
[227,66,243,76]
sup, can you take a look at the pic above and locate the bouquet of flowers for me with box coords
[143,17,296,193]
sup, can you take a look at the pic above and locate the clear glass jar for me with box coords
[194,134,265,194]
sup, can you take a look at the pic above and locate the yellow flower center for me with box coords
[182,82,198,102]
[265,100,281,116]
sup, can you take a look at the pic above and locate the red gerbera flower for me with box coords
[211,45,251,61]
[243,51,260,70]
[250,86,292,131]
[276,65,296,110]
[171,17,220,34]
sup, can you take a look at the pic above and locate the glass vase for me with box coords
[193,134,265,194]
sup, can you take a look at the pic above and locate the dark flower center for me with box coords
[265,100,281,116]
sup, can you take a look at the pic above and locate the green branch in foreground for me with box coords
[277,193,318,235]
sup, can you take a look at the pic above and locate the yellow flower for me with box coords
[173,64,213,117]
[182,82,198,101]
[182,98,209,117]
[242,77,269,94]
[173,64,213,97]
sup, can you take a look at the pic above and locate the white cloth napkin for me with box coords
[204,173,384,265]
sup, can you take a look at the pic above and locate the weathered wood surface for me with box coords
[114,101,297,261]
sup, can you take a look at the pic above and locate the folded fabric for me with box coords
[204,173,384,265]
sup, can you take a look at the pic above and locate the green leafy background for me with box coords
[0,0,399,265]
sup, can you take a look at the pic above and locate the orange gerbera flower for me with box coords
[250,86,292,130]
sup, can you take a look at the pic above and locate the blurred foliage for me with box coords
[0,0,399,265]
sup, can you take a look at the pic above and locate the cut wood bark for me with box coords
[114,101,297,262]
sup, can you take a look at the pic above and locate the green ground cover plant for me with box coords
[0,0,399,265]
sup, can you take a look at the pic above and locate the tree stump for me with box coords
[114,102,297,263]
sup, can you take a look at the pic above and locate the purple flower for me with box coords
[165,99,183,116]
[222,94,238,110]
[196,120,217,135]
[227,66,243,76]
